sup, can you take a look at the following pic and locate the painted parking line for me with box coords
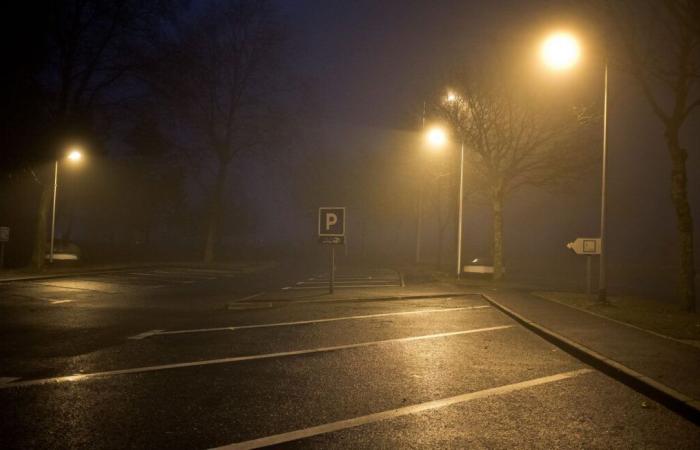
[308,277,398,282]
[128,305,492,339]
[49,300,74,304]
[296,280,400,286]
[286,284,401,290]
[213,368,593,449]
[3,325,513,389]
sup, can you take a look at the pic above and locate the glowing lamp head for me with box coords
[67,149,82,162]
[445,91,457,103]
[425,126,448,150]
[540,32,580,71]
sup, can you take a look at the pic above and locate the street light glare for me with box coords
[541,32,580,70]
[446,91,457,103]
[425,127,448,149]
[67,149,82,162]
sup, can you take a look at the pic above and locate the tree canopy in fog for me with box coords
[145,0,287,262]
[435,58,597,279]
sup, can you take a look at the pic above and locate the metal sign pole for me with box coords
[0,242,4,269]
[586,255,592,297]
[329,246,335,294]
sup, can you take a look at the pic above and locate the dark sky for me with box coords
[283,0,559,128]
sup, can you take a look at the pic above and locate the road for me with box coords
[0,263,698,449]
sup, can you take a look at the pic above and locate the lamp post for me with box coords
[49,148,82,263]
[541,31,609,303]
[443,92,467,279]
[422,122,464,279]
[456,137,465,279]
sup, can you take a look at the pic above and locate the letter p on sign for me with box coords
[325,213,337,231]
[318,207,345,237]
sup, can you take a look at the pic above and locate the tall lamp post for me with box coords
[422,123,465,279]
[49,148,83,263]
[540,31,610,303]
[442,92,467,279]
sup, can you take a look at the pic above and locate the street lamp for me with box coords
[443,93,467,279]
[415,124,449,265]
[540,31,610,304]
[425,126,448,149]
[49,147,83,263]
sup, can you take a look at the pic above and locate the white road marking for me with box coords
[49,300,73,304]
[128,329,165,340]
[213,368,593,449]
[231,292,265,303]
[288,284,401,290]
[131,306,492,339]
[3,325,513,389]
[296,280,399,286]
[0,377,19,385]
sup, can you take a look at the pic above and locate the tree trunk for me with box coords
[203,160,230,263]
[492,182,505,281]
[666,127,696,312]
[31,184,52,270]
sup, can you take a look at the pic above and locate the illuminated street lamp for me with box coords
[49,148,83,263]
[443,92,467,279]
[425,126,448,149]
[541,31,610,304]
[540,32,581,71]
[415,124,449,265]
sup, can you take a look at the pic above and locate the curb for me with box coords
[481,293,700,425]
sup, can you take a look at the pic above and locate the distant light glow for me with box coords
[540,32,580,70]
[446,91,457,103]
[425,126,448,149]
[67,149,82,162]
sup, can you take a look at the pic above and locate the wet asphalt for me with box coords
[0,263,698,449]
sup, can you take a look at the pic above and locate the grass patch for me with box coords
[533,291,700,341]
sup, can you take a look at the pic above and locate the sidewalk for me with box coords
[482,290,700,422]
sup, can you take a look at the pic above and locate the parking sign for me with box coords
[318,207,345,244]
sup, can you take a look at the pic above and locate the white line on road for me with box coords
[129,306,492,339]
[296,280,400,286]
[231,292,265,303]
[212,368,593,449]
[128,330,164,340]
[288,284,401,290]
[3,325,513,389]
[49,300,74,304]
[0,377,19,385]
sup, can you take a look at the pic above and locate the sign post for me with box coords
[318,207,346,294]
[0,226,9,269]
[566,237,601,297]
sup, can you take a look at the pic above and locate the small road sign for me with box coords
[0,227,9,242]
[566,237,601,255]
[319,236,345,245]
[318,207,345,238]
[318,207,346,294]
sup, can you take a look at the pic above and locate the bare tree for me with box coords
[26,0,177,269]
[599,0,699,311]
[435,62,596,280]
[148,0,285,262]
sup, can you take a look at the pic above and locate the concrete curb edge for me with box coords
[480,293,700,425]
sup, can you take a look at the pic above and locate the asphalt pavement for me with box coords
[0,264,698,449]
